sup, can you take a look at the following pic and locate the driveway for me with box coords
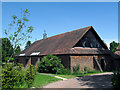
[43,72,113,88]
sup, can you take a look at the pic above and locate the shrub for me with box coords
[112,70,120,88]
[72,64,80,74]
[87,69,100,73]
[37,55,64,74]
[25,65,37,88]
[56,68,71,75]
[2,63,37,89]
[2,63,25,89]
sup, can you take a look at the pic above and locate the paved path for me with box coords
[39,73,67,80]
[43,72,113,88]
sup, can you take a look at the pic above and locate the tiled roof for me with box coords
[116,44,120,50]
[17,26,108,56]
[115,51,120,56]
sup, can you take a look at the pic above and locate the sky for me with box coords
[2,2,118,50]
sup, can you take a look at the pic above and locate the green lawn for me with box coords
[14,73,61,88]
[32,74,61,88]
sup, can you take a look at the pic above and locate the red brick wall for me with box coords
[70,54,113,71]
[70,55,93,71]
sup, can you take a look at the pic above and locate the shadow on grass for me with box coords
[76,74,113,88]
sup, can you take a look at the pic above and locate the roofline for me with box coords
[35,26,92,43]
[91,27,108,49]
[72,26,108,49]
[72,26,92,47]
[15,53,110,57]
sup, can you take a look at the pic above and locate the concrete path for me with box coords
[43,72,113,88]
[39,73,67,80]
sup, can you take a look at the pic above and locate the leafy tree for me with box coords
[25,41,31,49]
[1,38,13,62]
[4,9,34,62]
[110,41,119,52]
[37,55,64,74]
[14,45,21,55]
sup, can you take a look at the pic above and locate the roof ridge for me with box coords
[35,26,92,42]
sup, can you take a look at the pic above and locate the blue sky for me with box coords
[2,2,118,49]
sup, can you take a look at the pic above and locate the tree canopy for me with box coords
[1,38,13,62]
[110,41,119,52]
[4,9,34,62]
[25,41,31,49]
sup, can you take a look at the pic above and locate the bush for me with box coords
[87,69,100,73]
[37,55,64,74]
[56,68,71,75]
[72,64,80,74]
[25,65,37,88]
[2,63,37,89]
[112,70,120,88]
[2,63,25,89]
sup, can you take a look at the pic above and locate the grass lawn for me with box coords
[14,73,61,88]
[32,73,61,88]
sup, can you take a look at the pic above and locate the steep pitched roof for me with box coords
[18,26,108,56]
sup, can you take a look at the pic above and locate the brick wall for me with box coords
[70,55,93,71]
[70,54,113,72]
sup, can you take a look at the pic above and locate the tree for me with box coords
[14,46,21,55]
[1,38,13,62]
[25,41,31,49]
[4,9,34,62]
[110,41,119,52]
